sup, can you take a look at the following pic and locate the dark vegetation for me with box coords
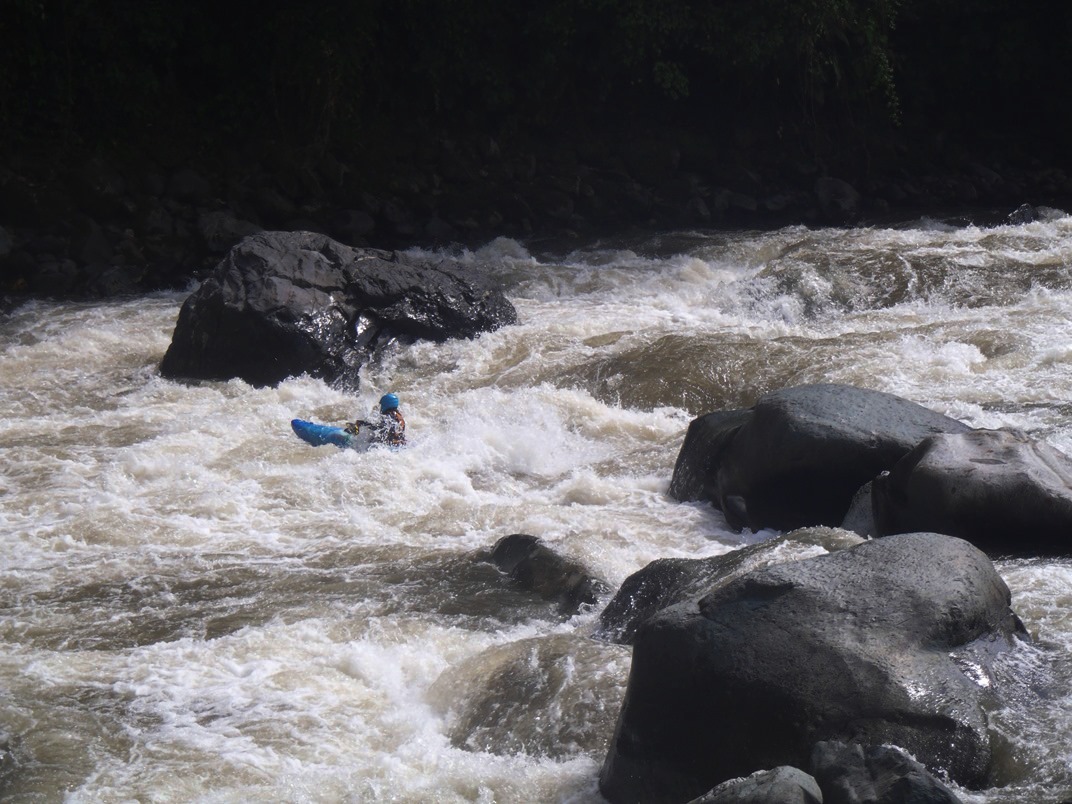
[1,0,1070,295]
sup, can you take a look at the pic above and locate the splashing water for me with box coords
[3,212,1072,802]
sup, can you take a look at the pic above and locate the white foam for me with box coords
[6,217,1072,801]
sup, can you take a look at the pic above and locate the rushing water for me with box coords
[3,211,1072,803]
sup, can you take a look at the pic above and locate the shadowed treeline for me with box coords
[1,0,1069,301]
[2,1,1069,169]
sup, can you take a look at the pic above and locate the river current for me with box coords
[2,212,1072,803]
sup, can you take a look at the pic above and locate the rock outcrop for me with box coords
[159,230,516,387]
[596,527,864,645]
[668,384,971,532]
[599,533,1027,804]
[428,633,629,759]
[872,428,1072,556]
[687,766,823,804]
[687,742,964,804]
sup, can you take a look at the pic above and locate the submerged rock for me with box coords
[481,533,611,616]
[598,533,1027,804]
[872,428,1072,556]
[159,230,516,388]
[814,176,861,221]
[428,633,629,759]
[669,384,971,532]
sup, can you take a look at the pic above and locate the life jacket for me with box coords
[380,409,406,446]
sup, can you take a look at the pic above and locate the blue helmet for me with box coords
[379,392,400,413]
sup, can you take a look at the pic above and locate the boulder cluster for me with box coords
[590,383,1072,802]
[670,383,1072,556]
[474,385,1064,803]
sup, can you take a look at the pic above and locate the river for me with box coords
[2,212,1072,802]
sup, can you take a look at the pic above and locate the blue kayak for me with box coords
[291,419,357,449]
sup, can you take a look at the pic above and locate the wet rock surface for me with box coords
[596,527,864,645]
[668,383,971,532]
[480,533,612,616]
[872,428,1072,556]
[687,766,822,804]
[598,532,1027,803]
[810,740,964,804]
[159,230,516,388]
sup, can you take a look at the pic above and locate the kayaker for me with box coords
[346,392,406,446]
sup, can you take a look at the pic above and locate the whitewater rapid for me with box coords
[2,212,1072,802]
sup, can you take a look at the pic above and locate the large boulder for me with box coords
[159,230,516,387]
[669,384,972,532]
[596,527,864,645]
[872,428,1072,556]
[599,533,1027,804]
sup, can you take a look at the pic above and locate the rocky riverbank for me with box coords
[2,125,1071,302]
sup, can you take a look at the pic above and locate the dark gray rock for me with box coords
[79,159,128,214]
[83,264,142,297]
[668,408,752,505]
[252,186,299,227]
[669,384,972,532]
[685,196,712,223]
[382,200,417,237]
[1,250,37,292]
[727,190,759,214]
[597,527,864,645]
[159,230,516,388]
[840,482,876,538]
[811,741,963,804]
[140,202,175,240]
[482,534,611,616]
[33,257,80,296]
[599,533,1027,804]
[325,208,375,243]
[688,766,822,804]
[424,215,459,243]
[872,428,1072,556]
[1006,203,1038,225]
